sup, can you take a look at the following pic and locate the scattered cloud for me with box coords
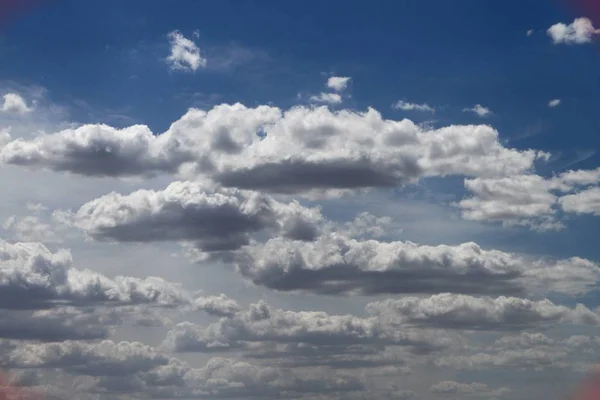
[393,100,435,112]
[463,104,492,117]
[309,92,342,104]
[326,76,351,91]
[1,93,33,114]
[548,99,561,107]
[527,29,535,36]
[547,17,600,45]
[166,30,207,71]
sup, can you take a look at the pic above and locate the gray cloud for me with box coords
[0,104,547,196]
[236,234,600,297]
[366,293,600,331]
[70,180,323,251]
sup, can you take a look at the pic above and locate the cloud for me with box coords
[463,104,492,117]
[327,76,351,91]
[0,104,547,196]
[166,30,206,71]
[457,175,564,231]
[393,101,435,113]
[527,29,535,36]
[0,239,196,310]
[70,180,323,251]
[162,300,454,355]
[1,93,33,114]
[429,380,510,397]
[366,293,600,331]
[309,92,342,104]
[193,294,240,317]
[547,17,600,45]
[548,99,561,108]
[235,233,600,297]
[559,186,600,216]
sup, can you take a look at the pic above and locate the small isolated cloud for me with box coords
[463,104,492,117]
[326,76,351,91]
[166,30,207,72]
[309,92,342,104]
[393,100,435,113]
[547,17,600,45]
[548,99,561,108]
[1,93,33,114]
[527,29,535,36]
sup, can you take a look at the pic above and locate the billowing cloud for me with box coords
[193,294,240,317]
[0,239,195,309]
[0,104,547,196]
[166,30,206,71]
[235,233,600,296]
[559,186,600,216]
[366,293,600,331]
[70,180,323,251]
[393,100,434,112]
[547,17,600,45]
[1,93,33,114]
[162,300,455,355]
[326,76,351,91]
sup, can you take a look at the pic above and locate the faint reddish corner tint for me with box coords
[0,372,40,400]
[0,0,48,29]
[569,0,600,25]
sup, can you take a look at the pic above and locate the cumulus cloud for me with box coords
[326,76,351,91]
[366,293,600,331]
[0,239,195,310]
[547,17,600,45]
[548,99,561,107]
[235,233,600,296]
[166,30,206,71]
[429,380,510,397]
[162,300,454,355]
[1,93,33,114]
[309,92,342,104]
[69,180,323,251]
[0,104,548,196]
[559,187,600,216]
[393,100,435,112]
[193,294,240,317]
[463,104,492,117]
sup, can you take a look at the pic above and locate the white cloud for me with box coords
[463,104,492,117]
[548,99,561,107]
[1,93,33,114]
[309,92,342,104]
[559,187,600,216]
[527,29,535,36]
[326,76,351,91]
[393,100,435,112]
[547,17,600,45]
[166,30,206,71]
[429,380,510,397]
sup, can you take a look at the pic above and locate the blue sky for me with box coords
[1,1,600,400]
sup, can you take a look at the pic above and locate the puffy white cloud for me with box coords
[548,99,561,107]
[435,348,569,370]
[193,294,240,317]
[493,332,555,350]
[527,29,535,36]
[559,187,600,216]
[326,76,351,91]
[393,100,434,112]
[558,167,600,186]
[236,233,600,296]
[366,293,600,331]
[1,93,33,114]
[458,175,564,231]
[309,92,342,104]
[0,239,195,309]
[70,180,323,251]
[547,17,600,45]
[2,215,63,242]
[463,104,492,117]
[0,104,547,196]
[166,30,206,71]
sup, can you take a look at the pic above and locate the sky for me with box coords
[1,1,600,399]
